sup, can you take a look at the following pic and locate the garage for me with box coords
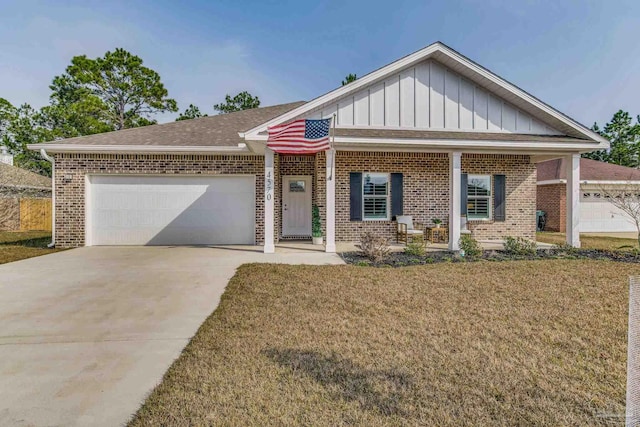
[87,175,255,245]
[580,190,636,232]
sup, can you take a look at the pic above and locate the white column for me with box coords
[449,151,462,251]
[566,153,581,248]
[264,148,275,253]
[325,149,336,253]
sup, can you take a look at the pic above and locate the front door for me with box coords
[282,176,312,237]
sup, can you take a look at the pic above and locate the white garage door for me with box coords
[580,191,636,232]
[88,175,255,245]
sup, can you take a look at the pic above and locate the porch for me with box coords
[264,149,582,254]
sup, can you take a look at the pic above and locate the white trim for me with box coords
[466,174,492,221]
[242,42,607,146]
[361,172,391,221]
[537,179,640,186]
[246,134,600,152]
[566,154,581,247]
[27,144,252,154]
[264,148,275,253]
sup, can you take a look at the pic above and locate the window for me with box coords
[289,180,306,192]
[467,175,491,220]
[362,173,389,220]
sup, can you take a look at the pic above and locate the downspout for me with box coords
[40,149,55,248]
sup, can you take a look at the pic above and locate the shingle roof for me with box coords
[537,158,640,182]
[39,102,306,147]
[334,128,591,143]
[0,163,52,189]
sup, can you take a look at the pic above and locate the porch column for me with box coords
[264,148,275,253]
[449,151,462,251]
[565,153,581,247]
[325,149,336,253]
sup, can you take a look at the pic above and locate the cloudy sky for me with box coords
[1,0,638,127]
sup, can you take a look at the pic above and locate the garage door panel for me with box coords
[580,193,636,232]
[89,175,255,245]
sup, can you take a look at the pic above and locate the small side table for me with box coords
[427,227,448,243]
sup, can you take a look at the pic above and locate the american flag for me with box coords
[267,118,332,154]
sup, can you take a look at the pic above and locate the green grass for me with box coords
[129,260,637,426]
[0,231,62,264]
[537,232,638,250]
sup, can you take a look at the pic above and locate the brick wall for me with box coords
[462,154,537,240]
[54,153,264,248]
[54,151,537,248]
[333,152,536,242]
[536,183,565,232]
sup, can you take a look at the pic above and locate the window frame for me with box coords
[467,174,492,221]
[362,172,390,221]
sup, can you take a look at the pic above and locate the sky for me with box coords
[0,0,638,128]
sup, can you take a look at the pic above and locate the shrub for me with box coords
[503,236,537,256]
[312,204,322,238]
[459,234,482,258]
[553,242,578,255]
[405,241,427,257]
[357,232,391,263]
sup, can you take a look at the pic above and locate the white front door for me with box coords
[282,176,312,237]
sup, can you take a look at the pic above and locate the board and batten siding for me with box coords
[311,60,559,135]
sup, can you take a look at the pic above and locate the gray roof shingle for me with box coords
[39,102,306,147]
[0,163,52,189]
[537,158,640,182]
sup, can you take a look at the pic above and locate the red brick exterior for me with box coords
[53,151,537,248]
[536,183,566,232]
[333,152,536,242]
[54,153,265,248]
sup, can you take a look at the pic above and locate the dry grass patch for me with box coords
[130,260,637,426]
[537,232,637,250]
[0,230,51,244]
[0,231,62,264]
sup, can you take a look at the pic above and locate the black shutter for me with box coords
[390,173,403,220]
[494,174,506,221]
[350,172,363,221]
[461,173,468,215]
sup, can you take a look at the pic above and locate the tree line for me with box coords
[4,46,636,177]
[0,48,261,176]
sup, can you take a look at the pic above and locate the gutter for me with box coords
[27,144,252,154]
[40,149,55,248]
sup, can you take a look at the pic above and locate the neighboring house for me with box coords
[537,158,640,233]
[0,160,52,231]
[28,42,608,251]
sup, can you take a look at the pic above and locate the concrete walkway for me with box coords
[0,246,343,427]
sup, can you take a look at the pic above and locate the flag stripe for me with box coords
[267,118,331,154]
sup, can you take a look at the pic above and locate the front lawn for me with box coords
[537,231,638,250]
[0,231,63,264]
[130,260,637,426]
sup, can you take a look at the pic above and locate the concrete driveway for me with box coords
[0,246,343,427]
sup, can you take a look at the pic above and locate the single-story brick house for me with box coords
[29,42,608,251]
[537,157,640,233]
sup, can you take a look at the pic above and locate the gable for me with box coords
[309,59,560,135]
[242,42,607,148]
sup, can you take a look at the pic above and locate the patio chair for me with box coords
[396,215,425,244]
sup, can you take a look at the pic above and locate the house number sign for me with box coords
[265,170,273,201]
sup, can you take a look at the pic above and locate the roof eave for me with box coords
[28,143,253,155]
